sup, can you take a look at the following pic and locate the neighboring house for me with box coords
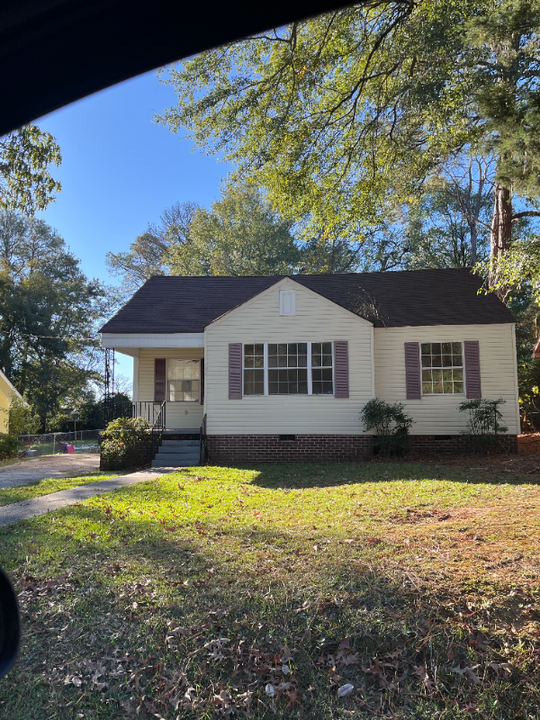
[100,268,519,463]
[0,370,22,435]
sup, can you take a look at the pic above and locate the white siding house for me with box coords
[100,268,520,463]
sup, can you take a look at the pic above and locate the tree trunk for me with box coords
[469,222,477,265]
[490,183,512,259]
[489,183,513,297]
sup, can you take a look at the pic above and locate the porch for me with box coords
[132,400,203,432]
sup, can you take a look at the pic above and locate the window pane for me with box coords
[244,369,264,395]
[453,368,463,381]
[422,369,432,382]
[442,354,452,367]
[422,382,432,394]
[312,353,321,367]
[432,354,442,367]
[421,343,430,354]
[432,343,441,354]
[452,342,461,355]
[442,342,451,354]
[454,382,464,393]
[421,355,431,367]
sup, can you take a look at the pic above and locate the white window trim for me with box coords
[242,342,334,396]
[420,340,466,397]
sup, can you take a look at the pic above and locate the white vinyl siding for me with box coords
[205,278,373,435]
[374,324,520,435]
[137,348,204,429]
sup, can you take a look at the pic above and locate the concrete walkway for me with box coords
[0,469,169,527]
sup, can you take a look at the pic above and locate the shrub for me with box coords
[100,416,151,470]
[9,395,40,436]
[360,398,413,456]
[0,433,23,460]
[458,398,508,452]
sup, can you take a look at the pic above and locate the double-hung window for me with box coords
[167,359,201,402]
[244,342,334,395]
[421,342,464,395]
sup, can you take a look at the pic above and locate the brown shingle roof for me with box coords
[99,268,514,334]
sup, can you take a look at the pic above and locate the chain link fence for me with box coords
[18,429,102,456]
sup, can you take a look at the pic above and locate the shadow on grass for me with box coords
[0,485,537,719]
[223,460,540,490]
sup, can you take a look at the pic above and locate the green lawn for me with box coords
[0,471,124,506]
[0,461,538,719]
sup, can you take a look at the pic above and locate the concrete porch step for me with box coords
[152,457,200,467]
[160,440,199,449]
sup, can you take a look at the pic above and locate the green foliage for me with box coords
[168,186,300,276]
[48,393,133,432]
[106,202,199,300]
[156,1,540,258]
[8,395,40,437]
[458,398,508,451]
[100,416,151,470]
[0,126,61,213]
[361,398,413,456]
[0,212,108,430]
[0,433,22,459]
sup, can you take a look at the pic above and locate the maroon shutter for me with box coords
[404,342,421,399]
[464,340,481,398]
[229,343,242,399]
[154,358,166,403]
[199,358,205,405]
[334,341,349,398]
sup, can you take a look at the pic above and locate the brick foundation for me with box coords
[205,433,518,464]
[206,434,374,464]
[408,434,518,455]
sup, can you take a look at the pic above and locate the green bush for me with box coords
[9,395,40,436]
[0,433,23,460]
[458,398,508,452]
[360,398,413,456]
[100,416,151,470]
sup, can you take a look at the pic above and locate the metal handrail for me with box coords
[199,413,207,465]
[150,401,166,462]
[133,401,163,425]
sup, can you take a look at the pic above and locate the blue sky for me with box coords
[35,69,229,388]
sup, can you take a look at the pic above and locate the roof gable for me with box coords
[206,276,374,329]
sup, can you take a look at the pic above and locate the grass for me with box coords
[0,471,124,506]
[0,460,539,719]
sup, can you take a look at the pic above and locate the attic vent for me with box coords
[280,290,295,316]
[279,434,296,442]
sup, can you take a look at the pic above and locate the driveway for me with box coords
[0,453,100,489]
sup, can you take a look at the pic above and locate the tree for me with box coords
[168,187,300,275]
[109,188,301,289]
[156,0,540,283]
[106,202,199,299]
[0,126,61,212]
[0,212,107,430]
[8,395,40,437]
[400,156,494,269]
